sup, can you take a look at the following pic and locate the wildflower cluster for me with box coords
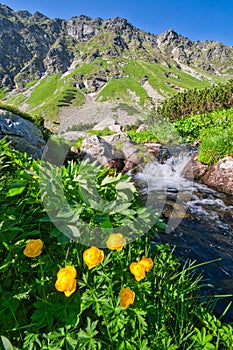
[23,234,154,312]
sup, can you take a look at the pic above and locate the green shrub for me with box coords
[198,130,233,165]
[173,109,233,143]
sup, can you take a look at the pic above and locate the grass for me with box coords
[198,130,233,165]
[122,60,214,96]
[173,108,233,164]
[8,74,86,122]
[1,139,233,349]
[97,77,149,106]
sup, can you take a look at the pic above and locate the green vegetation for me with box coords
[127,129,159,143]
[173,108,233,143]
[172,108,233,165]
[158,79,233,121]
[7,74,85,122]
[86,127,116,137]
[1,138,233,349]
[123,60,213,95]
[97,77,149,106]
[198,131,233,165]
[0,88,6,100]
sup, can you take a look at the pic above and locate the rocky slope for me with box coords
[1,4,233,127]
[1,3,233,91]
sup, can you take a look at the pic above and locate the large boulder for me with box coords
[182,153,208,180]
[92,117,124,133]
[80,135,115,166]
[182,153,233,195]
[0,113,46,159]
[79,132,154,172]
[202,156,233,195]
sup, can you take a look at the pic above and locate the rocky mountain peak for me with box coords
[15,10,32,20]
[0,4,13,17]
[30,11,50,22]
[157,29,190,46]
[0,5,232,94]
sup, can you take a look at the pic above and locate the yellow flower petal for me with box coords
[129,262,146,281]
[55,266,77,297]
[83,246,104,269]
[120,288,135,309]
[106,233,124,251]
[139,256,153,272]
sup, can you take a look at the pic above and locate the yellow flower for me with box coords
[129,262,146,281]
[33,175,39,180]
[120,288,135,309]
[106,233,124,251]
[139,256,153,272]
[23,239,43,257]
[55,266,77,297]
[83,246,104,269]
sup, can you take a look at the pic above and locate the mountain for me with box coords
[0,4,233,130]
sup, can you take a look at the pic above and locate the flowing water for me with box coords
[133,145,233,321]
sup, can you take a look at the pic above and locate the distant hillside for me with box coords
[0,3,233,129]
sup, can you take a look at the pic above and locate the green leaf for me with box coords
[7,185,26,197]
[0,336,14,350]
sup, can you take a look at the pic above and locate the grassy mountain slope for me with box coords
[0,4,232,129]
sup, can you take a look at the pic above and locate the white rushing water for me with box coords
[133,147,233,234]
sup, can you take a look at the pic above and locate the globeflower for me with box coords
[129,262,146,281]
[23,239,43,258]
[55,266,77,297]
[139,256,153,272]
[83,246,104,269]
[106,233,124,251]
[120,288,135,309]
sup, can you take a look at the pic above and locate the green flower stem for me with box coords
[38,257,46,298]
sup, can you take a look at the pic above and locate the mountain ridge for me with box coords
[1,3,233,128]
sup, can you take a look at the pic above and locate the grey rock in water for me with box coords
[0,113,46,159]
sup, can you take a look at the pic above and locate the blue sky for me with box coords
[1,0,233,46]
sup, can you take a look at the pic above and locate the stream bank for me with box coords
[133,145,233,322]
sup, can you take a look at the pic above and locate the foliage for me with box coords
[198,131,233,165]
[172,108,233,165]
[1,139,233,349]
[126,112,181,144]
[158,79,233,121]
[173,108,233,143]
[86,128,116,137]
[127,129,159,143]
[7,74,85,123]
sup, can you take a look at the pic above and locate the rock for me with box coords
[92,118,124,133]
[182,153,208,180]
[78,131,154,172]
[202,156,233,195]
[144,142,162,156]
[0,113,46,159]
[136,124,148,132]
[43,44,74,74]
[80,135,115,166]
[182,153,233,195]
[60,131,87,142]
